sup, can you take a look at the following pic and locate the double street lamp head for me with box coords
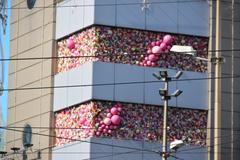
[153,70,182,81]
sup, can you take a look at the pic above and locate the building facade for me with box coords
[6,0,55,159]
[6,0,240,160]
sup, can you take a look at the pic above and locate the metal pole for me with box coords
[162,80,168,160]
[214,0,221,160]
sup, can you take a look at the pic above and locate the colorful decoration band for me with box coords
[57,26,208,73]
[55,101,207,146]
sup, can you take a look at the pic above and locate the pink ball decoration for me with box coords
[79,117,86,124]
[151,62,156,67]
[163,35,173,45]
[160,42,167,50]
[117,107,122,112]
[111,115,121,125]
[66,39,75,50]
[103,118,111,125]
[152,46,162,54]
[151,42,156,47]
[147,60,151,66]
[111,107,118,115]
[103,129,108,133]
[84,121,89,126]
[156,40,162,46]
[144,57,149,61]
[96,131,101,136]
[107,113,112,118]
[108,130,112,134]
[147,49,152,54]
[148,54,156,61]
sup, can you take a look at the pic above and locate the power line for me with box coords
[1,127,237,156]
[5,0,212,10]
[3,49,240,62]
[3,127,240,159]
[1,74,240,92]
[2,127,159,154]
[3,126,240,132]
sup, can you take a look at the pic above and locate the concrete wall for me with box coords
[7,0,55,159]
[52,137,207,160]
[54,61,208,111]
[55,0,209,39]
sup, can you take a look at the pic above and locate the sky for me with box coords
[0,0,10,122]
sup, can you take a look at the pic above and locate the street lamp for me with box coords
[153,70,183,160]
[170,43,224,160]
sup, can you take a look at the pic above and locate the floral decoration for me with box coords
[55,101,207,146]
[57,26,208,73]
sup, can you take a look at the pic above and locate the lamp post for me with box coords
[170,43,224,160]
[153,70,183,160]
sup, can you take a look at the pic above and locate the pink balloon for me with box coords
[103,129,107,133]
[79,117,86,124]
[148,54,156,61]
[84,121,89,126]
[108,130,112,134]
[147,49,152,54]
[152,46,162,54]
[111,107,118,115]
[151,62,156,67]
[160,42,167,50]
[111,115,121,125]
[117,107,122,112]
[163,35,173,45]
[147,60,151,66]
[140,62,143,66]
[151,42,156,47]
[107,113,112,118]
[156,40,162,46]
[144,57,149,61]
[98,127,103,132]
[103,118,111,125]
[67,39,75,49]
[96,131,101,136]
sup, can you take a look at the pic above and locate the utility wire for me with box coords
[3,125,240,159]
[2,127,160,154]
[1,74,240,92]
[3,126,240,132]
[4,49,240,62]
[5,0,212,10]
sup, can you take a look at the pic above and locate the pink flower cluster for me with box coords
[57,28,98,73]
[57,26,208,73]
[54,101,207,146]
